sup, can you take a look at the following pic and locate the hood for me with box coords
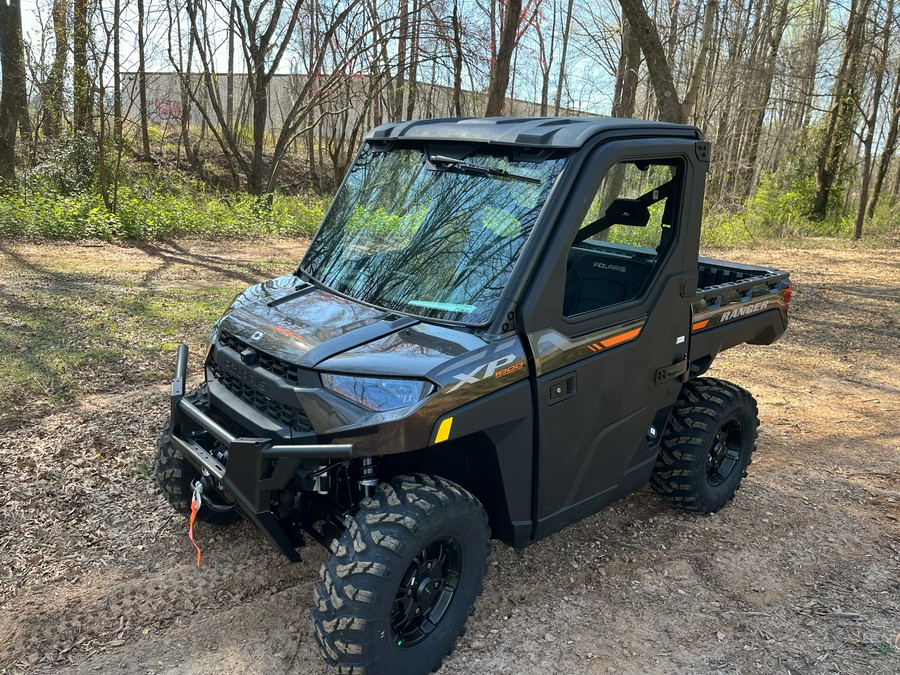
[218,275,486,378]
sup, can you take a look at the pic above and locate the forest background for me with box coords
[0,0,897,245]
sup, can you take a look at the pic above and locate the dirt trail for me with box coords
[0,241,898,674]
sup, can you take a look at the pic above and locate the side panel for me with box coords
[689,277,791,367]
[518,138,709,541]
[411,380,534,547]
[530,277,689,538]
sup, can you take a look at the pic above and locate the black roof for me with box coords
[367,116,702,149]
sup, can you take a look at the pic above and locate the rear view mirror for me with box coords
[604,198,650,227]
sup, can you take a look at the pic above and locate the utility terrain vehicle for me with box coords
[155,117,791,674]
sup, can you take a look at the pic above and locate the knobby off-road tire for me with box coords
[312,474,490,675]
[651,377,759,513]
[154,417,241,526]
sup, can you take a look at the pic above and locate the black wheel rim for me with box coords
[707,418,743,486]
[391,537,462,648]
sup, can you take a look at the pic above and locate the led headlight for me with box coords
[320,374,435,411]
[208,318,222,345]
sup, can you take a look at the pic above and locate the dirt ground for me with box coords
[0,240,898,675]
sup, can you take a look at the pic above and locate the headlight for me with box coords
[321,373,434,411]
[208,318,222,345]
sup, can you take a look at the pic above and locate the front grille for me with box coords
[209,363,312,432]
[219,331,303,386]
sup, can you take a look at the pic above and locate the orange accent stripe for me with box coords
[692,319,709,332]
[600,326,642,349]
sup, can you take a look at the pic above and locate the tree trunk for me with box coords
[181,36,196,168]
[811,0,871,221]
[227,0,236,130]
[44,0,67,139]
[405,0,419,120]
[681,0,717,122]
[553,0,575,115]
[867,66,900,220]
[853,0,894,239]
[0,0,27,182]
[96,82,113,211]
[73,0,91,132]
[485,0,522,116]
[394,0,408,119]
[796,0,827,130]
[249,68,269,195]
[536,7,556,117]
[737,0,789,198]
[665,0,680,64]
[137,0,150,158]
[451,1,463,116]
[618,0,685,123]
[113,0,122,143]
[612,19,641,118]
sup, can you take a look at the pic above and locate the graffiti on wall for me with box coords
[155,99,183,120]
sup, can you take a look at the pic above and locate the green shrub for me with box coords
[0,179,328,241]
[862,195,900,239]
[701,127,855,244]
[27,132,101,195]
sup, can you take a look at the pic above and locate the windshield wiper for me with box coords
[429,155,541,184]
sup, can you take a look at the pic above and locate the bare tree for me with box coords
[44,0,67,139]
[451,0,464,115]
[553,0,575,115]
[854,0,895,238]
[485,0,523,115]
[73,0,91,132]
[535,0,557,116]
[812,0,873,221]
[618,0,685,123]
[611,18,641,118]
[177,0,364,194]
[394,0,409,118]
[867,64,900,219]
[682,0,717,121]
[112,0,122,143]
[136,0,151,158]
[0,0,28,181]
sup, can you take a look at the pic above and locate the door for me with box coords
[522,139,708,539]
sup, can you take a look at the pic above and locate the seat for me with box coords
[564,249,653,316]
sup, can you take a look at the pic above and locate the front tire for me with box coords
[312,474,490,675]
[651,377,759,513]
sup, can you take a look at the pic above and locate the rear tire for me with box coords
[312,474,490,675]
[154,417,241,526]
[651,377,759,513]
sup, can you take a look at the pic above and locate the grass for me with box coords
[0,281,240,411]
[0,244,274,426]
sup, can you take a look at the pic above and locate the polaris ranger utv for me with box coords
[154,117,791,674]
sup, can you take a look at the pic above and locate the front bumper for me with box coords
[168,344,357,561]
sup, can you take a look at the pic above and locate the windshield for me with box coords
[301,144,566,324]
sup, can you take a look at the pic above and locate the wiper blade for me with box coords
[429,155,541,184]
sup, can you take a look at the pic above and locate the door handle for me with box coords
[655,358,688,384]
[548,372,576,404]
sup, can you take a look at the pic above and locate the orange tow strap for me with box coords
[188,485,202,568]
